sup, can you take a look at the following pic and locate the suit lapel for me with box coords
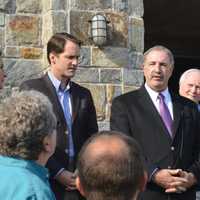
[139,86,172,142]
[43,74,66,123]
[70,82,80,123]
[171,93,182,137]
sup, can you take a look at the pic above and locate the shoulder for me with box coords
[20,76,45,89]
[71,81,92,96]
[172,93,197,108]
[113,88,141,104]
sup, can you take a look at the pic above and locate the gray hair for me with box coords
[0,90,57,160]
[179,68,200,85]
[143,45,174,67]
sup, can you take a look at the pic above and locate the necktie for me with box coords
[158,93,173,137]
[59,83,75,161]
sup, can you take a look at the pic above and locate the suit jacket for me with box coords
[110,86,200,200]
[20,73,98,200]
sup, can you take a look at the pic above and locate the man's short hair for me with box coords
[143,45,174,67]
[0,90,57,160]
[47,32,82,64]
[77,131,145,200]
[179,68,200,85]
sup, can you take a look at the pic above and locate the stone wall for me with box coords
[0,0,144,129]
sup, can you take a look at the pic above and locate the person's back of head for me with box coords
[76,131,147,200]
[0,90,57,162]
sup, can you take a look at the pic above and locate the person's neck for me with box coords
[36,152,50,166]
[50,68,69,83]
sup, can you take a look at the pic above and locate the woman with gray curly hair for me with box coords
[0,90,57,200]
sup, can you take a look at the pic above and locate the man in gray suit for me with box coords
[111,46,200,200]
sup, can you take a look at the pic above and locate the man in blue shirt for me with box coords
[20,32,98,200]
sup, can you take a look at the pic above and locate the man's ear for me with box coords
[76,176,85,197]
[43,136,51,153]
[49,52,57,65]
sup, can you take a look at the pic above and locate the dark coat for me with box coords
[110,86,200,200]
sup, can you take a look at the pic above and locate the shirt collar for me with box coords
[48,71,71,92]
[145,83,170,102]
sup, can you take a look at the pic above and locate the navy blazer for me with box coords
[110,86,200,200]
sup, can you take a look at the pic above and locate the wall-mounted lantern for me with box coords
[89,14,109,46]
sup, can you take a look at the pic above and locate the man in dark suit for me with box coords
[110,45,200,200]
[20,32,98,200]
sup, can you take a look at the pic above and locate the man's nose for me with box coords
[154,63,162,72]
[191,86,197,93]
[72,57,78,65]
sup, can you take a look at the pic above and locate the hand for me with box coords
[56,170,77,191]
[165,171,197,193]
[153,169,187,191]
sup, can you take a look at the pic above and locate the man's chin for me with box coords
[62,73,75,79]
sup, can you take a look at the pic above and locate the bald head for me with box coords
[77,131,146,200]
[84,134,129,162]
[179,68,200,103]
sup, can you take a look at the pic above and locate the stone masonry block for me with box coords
[79,47,91,66]
[128,51,143,69]
[123,68,144,86]
[5,59,44,87]
[129,17,144,52]
[70,10,93,46]
[92,47,129,68]
[16,0,42,13]
[105,84,122,120]
[42,12,53,45]
[20,47,43,59]
[72,68,99,83]
[128,0,144,17]
[0,0,15,14]
[106,12,128,47]
[114,0,128,12]
[5,46,20,58]
[100,68,121,84]
[42,0,66,12]
[81,83,106,121]
[0,12,5,26]
[52,11,67,33]
[71,0,112,10]
[0,28,4,50]
[6,15,41,46]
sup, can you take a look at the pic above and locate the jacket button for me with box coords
[65,130,68,135]
[171,146,175,151]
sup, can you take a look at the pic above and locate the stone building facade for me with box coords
[0,0,144,129]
